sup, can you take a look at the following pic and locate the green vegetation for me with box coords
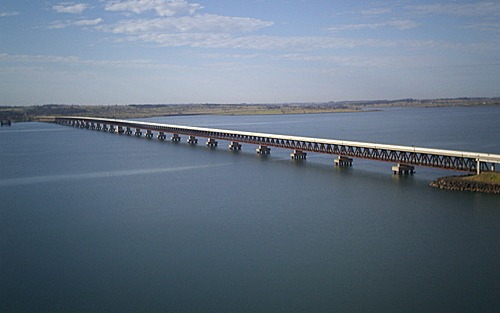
[430,172,500,194]
[459,172,500,184]
[1,97,498,123]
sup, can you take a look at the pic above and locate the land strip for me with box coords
[1,98,498,122]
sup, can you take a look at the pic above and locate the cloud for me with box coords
[53,3,89,14]
[408,1,500,16]
[361,8,391,15]
[329,20,419,32]
[49,18,103,29]
[115,33,389,50]
[0,52,160,69]
[0,11,20,17]
[461,21,500,33]
[99,14,273,34]
[104,0,202,17]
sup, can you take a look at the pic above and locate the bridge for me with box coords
[55,116,500,175]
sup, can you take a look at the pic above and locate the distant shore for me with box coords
[1,97,498,122]
[430,173,500,194]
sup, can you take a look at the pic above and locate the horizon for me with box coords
[1,1,499,106]
[2,97,499,109]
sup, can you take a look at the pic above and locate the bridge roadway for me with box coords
[56,116,500,174]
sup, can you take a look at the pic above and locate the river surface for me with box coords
[1,106,499,312]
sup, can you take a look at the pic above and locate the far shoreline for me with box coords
[1,97,498,123]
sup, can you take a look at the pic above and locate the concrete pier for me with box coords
[96,124,102,130]
[187,135,198,145]
[171,134,181,142]
[158,132,167,140]
[206,138,218,147]
[145,130,153,139]
[256,145,271,155]
[229,142,242,151]
[125,127,132,135]
[117,126,124,134]
[291,150,307,160]
[102,124,108,131]
[335,156,353,167]
[135,128,142,137]
[90,122,96,130]
[109,125,116,133]
[392,163,415,175]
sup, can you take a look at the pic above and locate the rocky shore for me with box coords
[430,174,500,194]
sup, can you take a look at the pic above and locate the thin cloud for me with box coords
[98,14,273,34]
[408,1,500,16]
[0,52,171,70]
[49,18,103,29]
[0,11,20,17]
[117,33,390,50]
[53,3,89,14]
[104,0,202,17]
[329,20,419,31]
[361,8,391,15]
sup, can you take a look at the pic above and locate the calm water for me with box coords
[1,106,499,312]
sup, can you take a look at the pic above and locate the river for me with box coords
[1,106,499,312]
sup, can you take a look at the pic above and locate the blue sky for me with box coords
[0,0,498,105]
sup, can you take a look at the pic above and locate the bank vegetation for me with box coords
[1,97,498,123]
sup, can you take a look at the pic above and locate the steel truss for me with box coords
[57,117,499,173]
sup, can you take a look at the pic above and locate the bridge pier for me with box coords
[392,163,415,175]
[335,156,352,167]
[96,123,102,131]
[229,141,242,150]
[117,126,125,134]
[125,127,132,135]
[90,122,96,130]
[135,128,142,137]
[171,134,181,142]
[291,150,307,160]
[1,120,12,126]
[102,124,108,131]
[206,138,218,147]
[109,125,116,133]
[158,132,167,140]
[145,130,153,139]
[256,145,271,155]
[187,135,198,145]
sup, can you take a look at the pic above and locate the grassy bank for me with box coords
[458,172,500,184]
[430,172,500,194]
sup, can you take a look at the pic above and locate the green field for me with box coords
[460,172,500,185]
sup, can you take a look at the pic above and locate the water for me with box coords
[1,106,499,312]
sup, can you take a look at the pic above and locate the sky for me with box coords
[0,0,499,106]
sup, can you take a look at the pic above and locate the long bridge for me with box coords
[55,116,500,174]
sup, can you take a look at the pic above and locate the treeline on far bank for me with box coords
[1,98,499,123]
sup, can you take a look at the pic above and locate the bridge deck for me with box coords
[56,116,500,173]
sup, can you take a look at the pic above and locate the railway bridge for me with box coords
[55,116,500,174]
